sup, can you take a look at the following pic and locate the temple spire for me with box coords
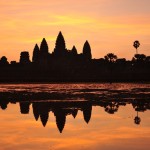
[40,38,49,54]
[32,44,40,62]
[54,31,66,56]
[72,46,77,55]
[83,40,92,60]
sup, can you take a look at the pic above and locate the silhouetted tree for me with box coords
[32,44,40,63]
[83,40,92,60]
[10,61,17,65]
[0,56,9,65]
[104,53,117,63]
[132,54,147,68]
[20,51,30,64]
[146,56,150,62]
[134,112,141,125]
[116,58,127,70]
[133,40,140,54]
[134,54,146,62]
[104,102,119,114]
[116,58,126,64]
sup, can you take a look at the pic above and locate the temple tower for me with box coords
[83,41,92,60]
[54,31,67,57]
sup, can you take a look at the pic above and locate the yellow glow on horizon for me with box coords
[38,15,93,26]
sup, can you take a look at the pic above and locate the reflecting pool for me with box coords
[0,83,150,150]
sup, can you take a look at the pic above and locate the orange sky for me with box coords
[0,0,150,62]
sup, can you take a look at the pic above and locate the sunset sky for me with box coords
[0,0,150,62]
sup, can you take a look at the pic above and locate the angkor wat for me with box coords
[0,31,150,82]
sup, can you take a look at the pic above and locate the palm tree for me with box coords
[133,40,140,54]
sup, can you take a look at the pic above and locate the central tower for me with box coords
[53,31,67,57]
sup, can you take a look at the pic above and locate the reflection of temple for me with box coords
[0,99,9,110]
[19,102,31,114]
[54,108,66,133]
[0,97,150,133]
[31,101,92,133]
[83,102,92,123]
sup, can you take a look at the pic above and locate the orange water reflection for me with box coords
[0,83,150,150]
[0,102,150,150]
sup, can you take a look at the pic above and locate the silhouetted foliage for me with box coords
[134,112,141,125]
[104,53,117,63]
[10,61,17,65]
[146,56,150,62]
[116,58,126,63]
[104,102,119,114]
[134,54,146,62]
[0,56,9,65]
[133,40,140,54]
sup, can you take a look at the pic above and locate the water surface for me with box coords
[0,83,150,150]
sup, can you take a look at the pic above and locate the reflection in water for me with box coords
[0,83,149,133]
[7,100,150,131]
[134,111,141,125]
[0,84,150,150]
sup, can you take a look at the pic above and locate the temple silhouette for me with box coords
[0,31,150,82]
[21,31,92,66]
